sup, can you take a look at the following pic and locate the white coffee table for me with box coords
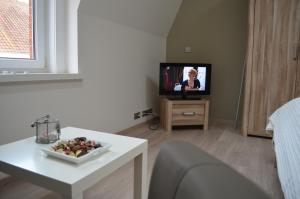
[0,127,148,199]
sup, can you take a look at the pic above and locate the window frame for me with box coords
[0,0,46,70]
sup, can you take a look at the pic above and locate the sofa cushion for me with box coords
[148,141,271,199]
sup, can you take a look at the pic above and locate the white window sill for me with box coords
[0,73,82,83]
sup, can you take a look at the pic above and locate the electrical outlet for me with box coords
[134,112,141,120]
[142,108,153,117]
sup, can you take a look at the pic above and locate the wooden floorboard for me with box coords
[0,121,284,199]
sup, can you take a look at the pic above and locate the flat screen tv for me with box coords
[159,63,211,98]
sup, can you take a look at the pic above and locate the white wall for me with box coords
[0,0,185,145]
[79,0,183,37]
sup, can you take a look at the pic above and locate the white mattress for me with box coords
[267,98,300,199]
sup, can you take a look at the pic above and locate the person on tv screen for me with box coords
[181,68,200,91]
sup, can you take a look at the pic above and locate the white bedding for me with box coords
[267,98,300,199]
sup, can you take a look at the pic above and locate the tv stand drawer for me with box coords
[173,104,205,115]
[173,115,205,124]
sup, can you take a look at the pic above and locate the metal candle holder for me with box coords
[31,115,61,144]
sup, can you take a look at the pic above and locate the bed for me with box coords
[266,98,300,199]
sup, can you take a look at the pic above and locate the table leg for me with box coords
[63,192,83,199]
[72,193,83,199]
[134,151,148,199]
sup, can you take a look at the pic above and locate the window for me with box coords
[0,0,33,59]
[0,0,80,78]
[0,0,45,69]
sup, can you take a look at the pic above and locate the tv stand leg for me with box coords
[166,100,172,132]
[204,100,210,130]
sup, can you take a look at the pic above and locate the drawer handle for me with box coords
[182,112,196,116]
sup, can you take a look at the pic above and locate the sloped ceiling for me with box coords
[79,0,183,37]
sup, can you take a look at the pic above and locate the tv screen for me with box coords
[159,63,211,96]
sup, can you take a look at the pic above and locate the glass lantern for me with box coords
[31,115,61,144]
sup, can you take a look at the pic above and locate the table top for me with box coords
[0,127,147,186]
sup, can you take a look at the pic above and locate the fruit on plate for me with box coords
[51,137,102,158]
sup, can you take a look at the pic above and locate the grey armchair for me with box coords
[148,141,271,199]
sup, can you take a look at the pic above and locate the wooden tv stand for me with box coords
[160,97,209,132]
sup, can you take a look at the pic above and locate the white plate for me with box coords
[42,140,112,164]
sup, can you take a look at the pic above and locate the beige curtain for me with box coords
[242,0,300,137]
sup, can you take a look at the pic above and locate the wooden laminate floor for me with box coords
[0,121,283,199]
